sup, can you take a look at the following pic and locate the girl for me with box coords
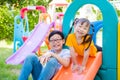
[66,18,97,74]
[19,30,71,80]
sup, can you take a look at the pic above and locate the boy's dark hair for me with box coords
[48,30,64,41]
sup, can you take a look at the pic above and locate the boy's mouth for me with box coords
[53,44,60,48]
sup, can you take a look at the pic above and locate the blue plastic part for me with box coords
[13,15,29,53]
[92,21,103,44]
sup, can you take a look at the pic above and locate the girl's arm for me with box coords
[69,47,77,65]
[77,48,90,74]
[51,53,70,67]
[81,48,90,68]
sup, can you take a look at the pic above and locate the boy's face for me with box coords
[74,22,89,38]
[49,34,65,52]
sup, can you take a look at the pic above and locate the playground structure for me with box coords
[48,0,68,21]
[13,5,64,54]
[6,0,120,80]
[52,20,103,80]
[118,22,120,80]
[91,21,103,44]
[13,6,58,54]
[13,6,47,53]
[13,15,29,53]
[61,0,119,80]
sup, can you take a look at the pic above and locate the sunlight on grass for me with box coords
[0,40,48,80]
[0,48,22,80]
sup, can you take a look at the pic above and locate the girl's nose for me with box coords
[79,28,83,31]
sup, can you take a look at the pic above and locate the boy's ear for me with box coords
[62,39,65,44]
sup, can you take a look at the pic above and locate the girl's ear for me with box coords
[73,24,76,28]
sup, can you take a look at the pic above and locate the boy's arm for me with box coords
[51,53,70,67]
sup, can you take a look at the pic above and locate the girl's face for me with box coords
[74,22,90,38]
[49,34,65,52]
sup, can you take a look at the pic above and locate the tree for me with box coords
[0,0,52,41]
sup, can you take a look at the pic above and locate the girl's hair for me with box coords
[67,18,94,51]
[68,18,91,35]
[73,18,90,27]
[48,30,64,41]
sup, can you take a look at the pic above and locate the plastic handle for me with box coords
[56,13,64,19]
[27,6,36,10]
[20,6,46,19]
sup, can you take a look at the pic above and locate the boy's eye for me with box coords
[50,39,62,43]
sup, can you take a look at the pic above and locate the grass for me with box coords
[0,47,22,80]
[0,40,49,80]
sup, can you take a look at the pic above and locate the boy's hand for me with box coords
[39,56,46,64]
[39,53,52,64]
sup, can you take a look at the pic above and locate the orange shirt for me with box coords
[66,33,97,56]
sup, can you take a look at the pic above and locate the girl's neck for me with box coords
[74,33,82,39]
[76,36,82,39]
[76,36,83,45]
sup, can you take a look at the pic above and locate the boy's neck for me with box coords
[52,49,62,54]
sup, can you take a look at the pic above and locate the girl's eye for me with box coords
[84,27,87,30]
[78,25,82,28]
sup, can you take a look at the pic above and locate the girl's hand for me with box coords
[71,64,79,72]
[77,65,85,74]
[71,64,86,74]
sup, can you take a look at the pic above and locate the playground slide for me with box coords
[6,22,54,65]
[53,52,102,80]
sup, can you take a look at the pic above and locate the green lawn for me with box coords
[0,47,22,80]
[0,41,48,80]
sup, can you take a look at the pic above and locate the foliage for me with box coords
[0,0,119,41]
[96,10,103,20]
[56,7,63,12]
[66,0,73,2]
[0,6,16,41]
[116,9,120,17]
[0,0,52,9]
[0,0,52,41]
[91,6,103,20]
